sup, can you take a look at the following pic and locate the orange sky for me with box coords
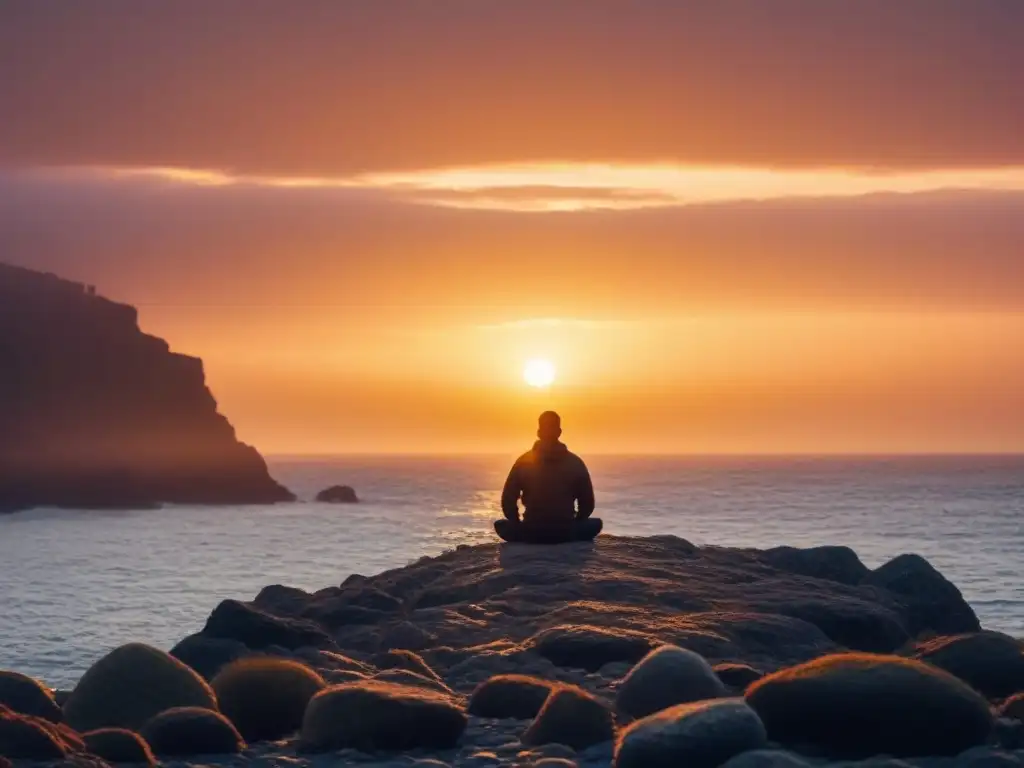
[2,2,1024,454]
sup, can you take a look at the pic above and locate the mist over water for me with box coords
[1,454,1021,688]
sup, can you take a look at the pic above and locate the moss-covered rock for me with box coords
[211,656,326,742]
[82,729,155,765]
[299,680,467,752]
[468,674,555,720]
[745,653,993,757]
[0,671,63,722]
[614,698,767,768]
[63,643,218,732]
[0,705,70,759]
[616,645,725,719]
[522,685,616,751]
[140,707,244,757]
[914,631,1024,699]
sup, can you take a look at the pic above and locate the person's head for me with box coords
[537,410,562,443]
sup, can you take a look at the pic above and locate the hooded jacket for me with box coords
[501,440,595,526]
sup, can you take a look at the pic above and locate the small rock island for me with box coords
[0,262,295,513]
[316,485,359,503]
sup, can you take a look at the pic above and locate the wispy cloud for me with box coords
[45,162,1024,212]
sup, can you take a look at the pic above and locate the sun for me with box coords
[523,358,556,388]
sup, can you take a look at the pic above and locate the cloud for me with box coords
[3,168,1023,452]
[2,169,1023,323]
[2,1,1023,174]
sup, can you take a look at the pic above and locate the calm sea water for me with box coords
[1,455,1021,688]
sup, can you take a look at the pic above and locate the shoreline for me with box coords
[4,536,1023,767]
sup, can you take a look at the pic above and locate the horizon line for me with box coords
[267,451,1024,460]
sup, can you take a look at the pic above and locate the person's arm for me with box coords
[575,462,595,520]
[501,461,522,522]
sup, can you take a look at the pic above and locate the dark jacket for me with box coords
[501,440,595,526]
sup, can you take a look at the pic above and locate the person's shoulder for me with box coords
[513,449,535,466]
[565,450,590,470]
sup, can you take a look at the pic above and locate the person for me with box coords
[495,411,603,544]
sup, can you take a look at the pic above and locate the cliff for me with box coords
[0,262,295,512]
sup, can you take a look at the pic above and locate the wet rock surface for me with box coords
[6,536,1022,768]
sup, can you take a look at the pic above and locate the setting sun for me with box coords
[523,359,556,388]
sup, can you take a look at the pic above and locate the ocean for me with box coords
[1,454,1021,688]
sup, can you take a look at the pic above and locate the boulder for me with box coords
[299,680,467,752]
[0,705,71,759]
[913,631,1024,699]
[526,625,657,672]
[81,729,156,765]
[468,675,555,720]
[721,749,812,768]
[202,598,336,651]
[776,597,909,653]
[745,653,993,757]
[614,698,767,768]
[0,671,63,722]
[714,663,764,690]
[762,546,870,586]
[140,707,244,756]
[371,649,443,682]
[169,633,250,680]
[865,554,980,636]
[1000,693,1024,721]
[253,584,313,616]
[316,485,359,503]
[522,685,616,751]
[616,645,726,719]
[63,643,218,732]
[211,657,326,742]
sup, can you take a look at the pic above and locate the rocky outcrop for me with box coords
[188,537,982,688]
[315,485,359,503]
[0,262,293,512]
[5,536,1020,766]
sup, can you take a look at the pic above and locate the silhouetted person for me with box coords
[495,411,602,544]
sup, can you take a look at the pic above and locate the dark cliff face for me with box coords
[0,262,295,512]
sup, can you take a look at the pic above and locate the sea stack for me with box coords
[0,262,295,513]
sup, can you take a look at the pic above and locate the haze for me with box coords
[2,1,1023,455]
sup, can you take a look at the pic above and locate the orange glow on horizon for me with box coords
[58,162,1024,211]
